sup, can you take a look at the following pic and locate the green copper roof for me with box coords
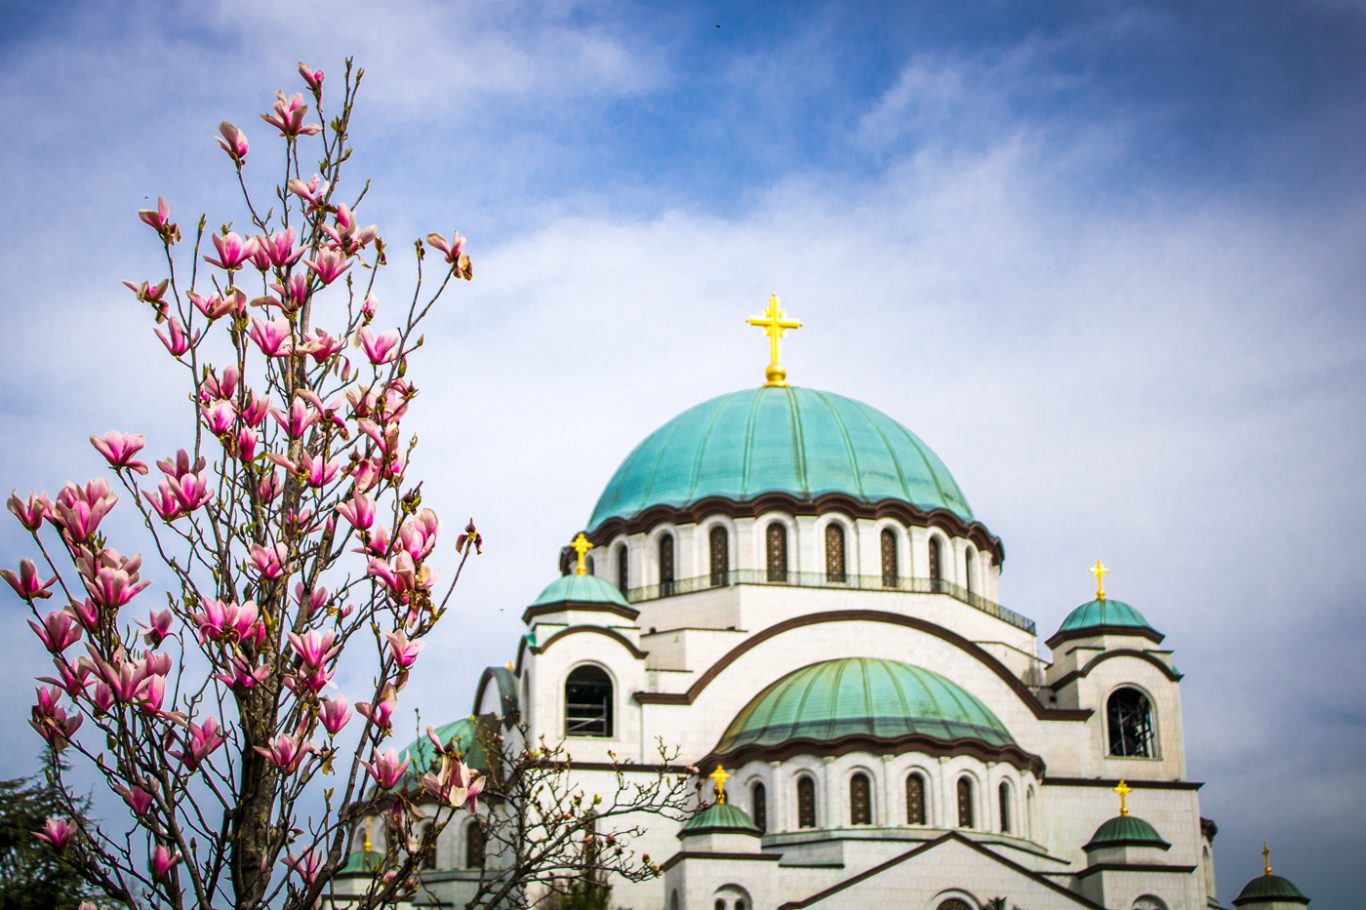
[403,717,487,783]
[588,387,973,530]
[1084,815,1171,851]
[716,658,1013,754]
[1058,598,1155,634]
[679,802,763,837]
[530,573,629,609]
[338,849,383,876]
[1233,873,1310,906]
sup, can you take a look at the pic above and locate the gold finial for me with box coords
[363,817,372,853]
[745,294,803,387]
[1113,779,1132,817]
[1263,842,1273,876]
[570,533,594,576]
[505,660,515,671]
[709,764,731,804]
[1089,560,1110,601]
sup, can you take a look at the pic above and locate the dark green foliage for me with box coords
[0,752,97,910]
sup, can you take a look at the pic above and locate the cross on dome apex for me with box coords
[745,294,802,387]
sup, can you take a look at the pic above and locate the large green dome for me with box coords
[715,657,1013,755]
[588,387,972,530]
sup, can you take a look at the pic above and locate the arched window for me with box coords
[998,781,1012,833]
[736,901,747,910]
[905,772,926,825]
[928,536,944,592]
[714,902,725,910]
[1026,786,1036,838]
[936,901,973,910]
[465,819,485,869]
[615,544,628,595]
[766,523,788,583]
[658,534,675,596]
[586,554,595,576]
[849,772,872,825]
[709,526,729,587]
[956,777,974,828]
[669,891,680,910]
[825,523,846,583]
[565,665,613,737]
[796,776,817,828]
[1107,687,1155,757]
[880,528,898,587]
[751,781,768,833]
[963,546,975,594]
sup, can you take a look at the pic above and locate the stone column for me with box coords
[822,756,839,828]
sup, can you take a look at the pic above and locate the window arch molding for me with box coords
[564,661,616,739]
[698,515,738,587]
[643,524,679,589]
[812,512,857,582]
[757,512,799,581]
[1105,682,1160,758]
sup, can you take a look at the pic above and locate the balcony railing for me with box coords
[625,569,1036,634]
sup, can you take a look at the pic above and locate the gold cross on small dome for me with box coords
[1113,779,1131,817]
[1089,560,1110,601]
[746,294,802,387]
[709,764,731,804]
[570,533,594,576]
[1263,842,1273,876]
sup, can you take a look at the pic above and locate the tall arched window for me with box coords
[1026,786,1036,838]
[615,544,628,595]
[669,891,680,910]
[956,777,975,828]
[796,776,817,828]
[766,523,788,583]
[709,526,729,587]
[849,772,872,825]
[963,546,975,594]
[565,665,613,737]
[1107,687,1155,757]
[880,528,898,587]
[825,524,846,583]
[928,536,944,592]
[751,781,767,833]
[905,772,926,825]
[586,555,595,577]
[658,534,675,596]
[465,819,485,869]
[998,781,1012,833]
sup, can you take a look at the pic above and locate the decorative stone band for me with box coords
[1075,863,1197,878]
[1048,648,1184,691]
[1045,624,1166,649]
[586,491,1005,565]
[698,732,1047,777]
[521,600,641,624]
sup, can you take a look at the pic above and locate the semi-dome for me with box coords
[1083,814,1171,851]
[1055,598,1157,636]
[588,387,973,531]
[529,573,629,609]
[1233,872,1310,906]
[679,802,763,838]
[714,657,1013,756]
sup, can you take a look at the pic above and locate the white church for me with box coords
[339,298,1309,910]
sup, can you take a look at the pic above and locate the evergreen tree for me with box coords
[0,750,97,910]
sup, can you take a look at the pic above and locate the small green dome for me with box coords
[716,658,1013,755]
[338,849,383,876]
[1058,598,1155,635]
[679,802,763,837]
[588,387,973,530]
[530,573,629,609]
[1084,815,1171,851]
[1233,873,1309,906]
[404,717,487,783]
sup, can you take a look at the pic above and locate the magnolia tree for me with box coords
[5,60,486,908]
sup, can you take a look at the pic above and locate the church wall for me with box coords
[525,632,649,764]
[1067,656,1187,780]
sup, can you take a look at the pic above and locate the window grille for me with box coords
[929,537,944,593]
[880,528,898,587]
[709,526,728,587]
[752,781,767,833]
[1107,687,1156,757]
[615,544,628,593]
[465,820,485,869]
[964,547,975,594]
[797,777,816,828]
[766,523,788,583]
[565,665,613,737]
[825,524,846,583]
[849,772,872,825]
[906,772,926,824]
[658,534,675,596]
[998,781,1011,833]
[956,777,974,828]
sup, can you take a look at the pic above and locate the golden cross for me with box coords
[746,294,802,387]
[709,764,731,804]
[570,533,594,576]
[1263,842,1272,876]
[362,817,372,852]
[1113,779,1131,817]
[1089,560,1110,601]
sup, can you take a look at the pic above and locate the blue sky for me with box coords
[2,1,1364,904]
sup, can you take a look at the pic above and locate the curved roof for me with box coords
[1058,598,1156,635]
[588,387,972,530]
[715,657,1013,755]
[530,573,629,609]
[1083,815,1171,851]
[679,802,763,837]
[1233,873,1310,906]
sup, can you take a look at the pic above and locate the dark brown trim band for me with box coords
[530,625,649,660]
[521,600,640,625]
[1075,862,1196,878]
[1045,777,1203,791]
[700,733,1046,777]
[1049,649,1184,691]
[587,492,1005,565]
[1046,625,1165,650]
[632,610,1091,722]
[659,851,783,872]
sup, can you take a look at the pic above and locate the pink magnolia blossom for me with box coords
[29,609,81,653]
[456,517,484,555]
[90,431,148,474]
[426,231,466,264]
[151,844,181,879]
[357,690,398,731]
[30,686,82,750]
[335,491,375,531]
[271,396,318,439]
[305,248,350,285]
[67,598,100,632]
[298,327,344,364]
[236,426,259,461]
[140,608,175,646]
[143,481,182,521]
[261,91,321,138]
[157,449,206,479]
[214,655,270,690]
[138,196,170,231]
[362,293,377,318]
[357,327,401,365]
[253,733,315,773]
[296,583,330,618]
[195,598,264,646]
[385,629,423,669]
[399,509,440,561]
[84,563,150,611]
[322,203,378,252]
[154,316,197,357]
[189,289,239,320]
[255,227,303,268]
[258,469,282,502]
[204,231,252,270]
[361,747,409,790]
[216,121,249,163]
[284,849,323,889]
[174,717,226,770]
[422,753,484,811]
[248,317,292,358]
[300,452,339,487]
[33,817,76,852]
[90,681,113,713]
[201,399,236,436]
[7,490,49,531]
[90,651,151,704]
[249,543,289,580]
[51,478,118,543]
[357,523,392,558]
[240,391,271,428]
[2,559,55,601]
[298,62,324,92]
[319,696,352,736]
[114,782,156,818]
[122,278,170,307]
[144,650,172,677]
[287,174,328,207]
[140,674,167,714]
[168,471,213,513]
[201,366,239,401]
[287,629,337,669]
[40,661,90,699]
